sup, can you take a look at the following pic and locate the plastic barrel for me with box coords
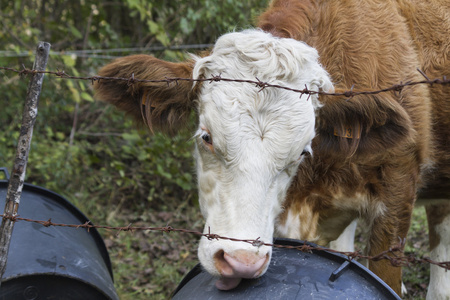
[172,238,401,299]
[0,174,118,300]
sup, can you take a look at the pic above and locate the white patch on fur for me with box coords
[329,219,358,252]
[427,214,450,300]
[276,209,302,238]
[402,282,408,297]
[332,193,387,224]
[276,203,323,243]
[191,29,333,276]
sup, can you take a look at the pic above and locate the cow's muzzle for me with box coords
[213,249,270,290]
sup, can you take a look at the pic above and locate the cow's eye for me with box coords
[198,127,214,152]
[202,133,212,145]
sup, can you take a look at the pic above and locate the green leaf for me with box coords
[69,25,83,39]
[156,32,170,47]
[81,92,94,102]
[122,132,140,142]
[62,55,77,68]
[69,87,81,103]
[157,164,172,180]
[147,20,159,34]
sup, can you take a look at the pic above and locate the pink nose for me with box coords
[213,249,269,290]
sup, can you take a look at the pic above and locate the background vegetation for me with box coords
[0,0,429,299]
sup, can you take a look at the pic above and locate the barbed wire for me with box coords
[1,214,449,271]
[0,66,448,99]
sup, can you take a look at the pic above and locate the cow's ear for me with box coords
[316,92,414,156]
[93,55,195,135]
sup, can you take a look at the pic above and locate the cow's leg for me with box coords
[328,217,408,295]
[329,219,357,252]
[367,202,414,296]
[425,202,450,300]
[337,216,408,296]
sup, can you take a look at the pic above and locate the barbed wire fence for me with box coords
[1,214,449,272]
[1,63,449,272]
[1,65,448,99]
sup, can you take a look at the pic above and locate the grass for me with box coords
[401,206,430,299]
[96,198,204,300]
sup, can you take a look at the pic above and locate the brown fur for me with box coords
[94,0,450,296]
[94,55,195,135]
[259,0,450,295]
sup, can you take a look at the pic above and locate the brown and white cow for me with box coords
[94,0,450,298]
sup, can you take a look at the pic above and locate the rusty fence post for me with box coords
[0,42,51,286]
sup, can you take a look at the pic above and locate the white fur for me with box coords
[276,209,302,239]
[329,219,358,252]
[427,214,450,300]
[192,29,333,276]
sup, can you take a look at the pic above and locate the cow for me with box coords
[93,0,450,298]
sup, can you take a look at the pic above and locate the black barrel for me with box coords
[0,171,118,300]
[172,238,401,299]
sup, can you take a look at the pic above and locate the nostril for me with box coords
[213,249,234,277]
[224,251,269,278]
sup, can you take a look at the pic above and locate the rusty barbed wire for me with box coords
[1,214,449,271]
[0,66,448,98]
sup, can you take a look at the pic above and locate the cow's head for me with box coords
[94,29,333,290]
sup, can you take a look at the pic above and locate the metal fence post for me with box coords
[0,41,51,286]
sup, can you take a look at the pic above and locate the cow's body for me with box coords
[94,0,450,298]
[260,1,450,298]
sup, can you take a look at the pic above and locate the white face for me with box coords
[191,30,333,289]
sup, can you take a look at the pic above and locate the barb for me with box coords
[2,214,449,271]
[1,66,448,97]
